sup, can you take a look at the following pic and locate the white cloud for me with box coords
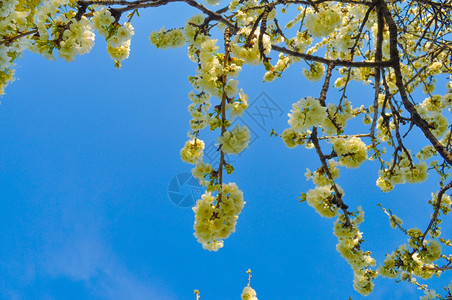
[44,229,174,300]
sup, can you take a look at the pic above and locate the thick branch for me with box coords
[272,45,394,68]
[78,0,237,30]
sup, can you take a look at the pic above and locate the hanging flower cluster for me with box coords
[192,183,245,251]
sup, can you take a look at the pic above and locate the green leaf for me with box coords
[224,164,234,175]
[263,61,273,71]
[299,193,307,203]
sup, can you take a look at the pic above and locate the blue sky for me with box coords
[0,5,451,300]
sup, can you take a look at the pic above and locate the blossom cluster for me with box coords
[263,54,293,83]
[378,234,442,282]
[322,100,356,135]
[241,286,258,300]
[302,62,325,82]
[305,160,340,187]
[226,89,248,119]
[376,153,428,192]
[281,128,303,148]
[192,183,245,251]
[35,3,135,65]
[434,192,452,216]
[306,185,340,218]
[231,28,271,65]
[304,5,341,38]
[32,0,95,61]
[191,160,213,186]
[334,209,377,296]
[180,139,205,164]
[184,14,209,47]
[218,124,250,154]
[331,137,368,168]
[149,27,185,49]
[304,160,341,218]
[93,8,134,63]
[188,91,211,131]
[417,95,449,139]
[287,96,327,132]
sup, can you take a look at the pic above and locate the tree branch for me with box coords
[271,45,394,68]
